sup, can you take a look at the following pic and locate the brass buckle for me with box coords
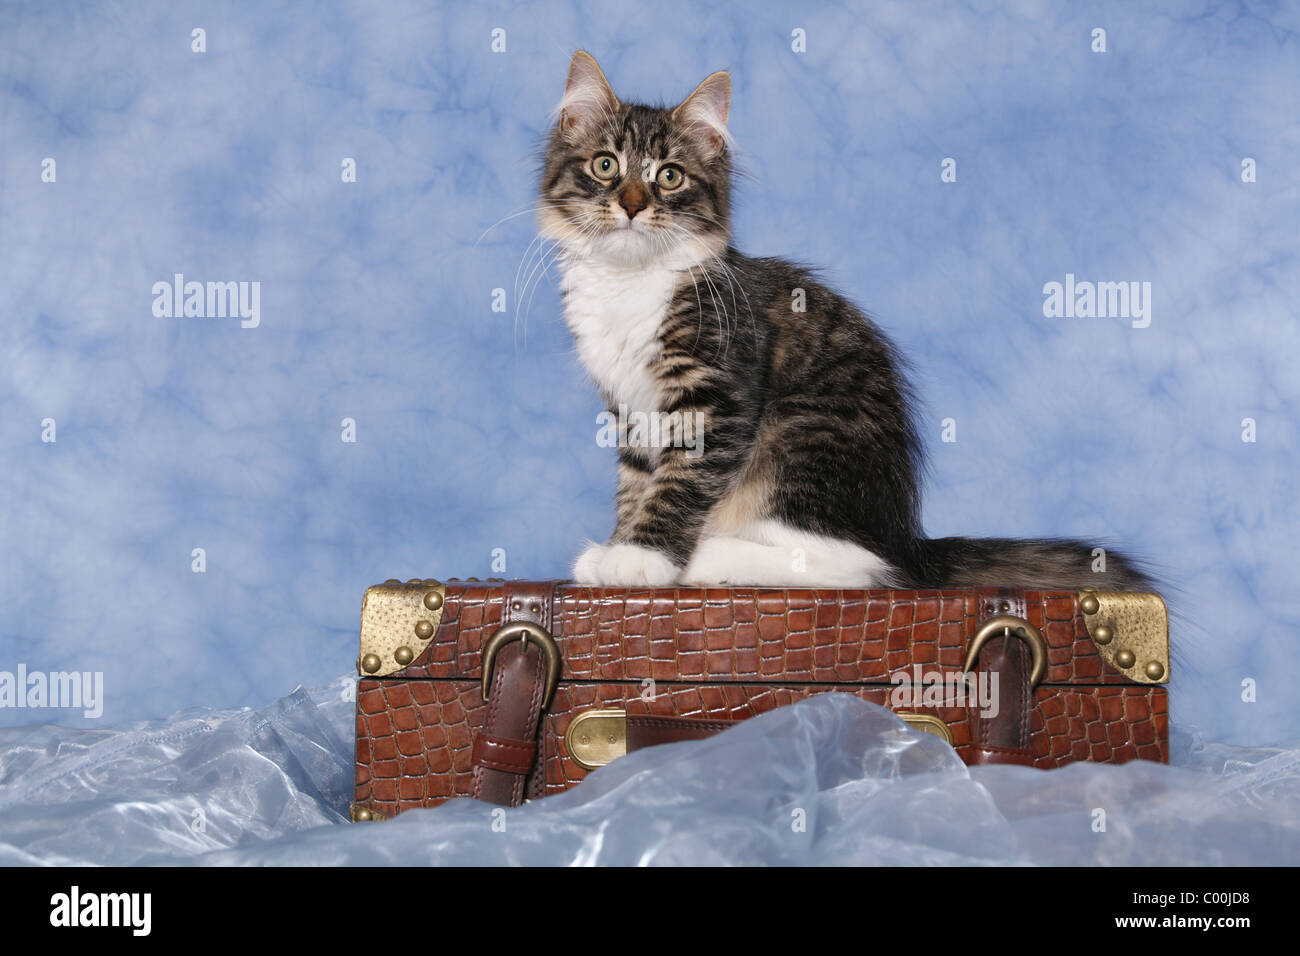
[963,615,1047,689]
[480,621,561,706]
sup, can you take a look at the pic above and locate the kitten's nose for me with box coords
[619,184,648,220]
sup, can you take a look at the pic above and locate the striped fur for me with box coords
[540,52,1151,590]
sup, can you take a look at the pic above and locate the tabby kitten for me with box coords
[539,51,1149,590]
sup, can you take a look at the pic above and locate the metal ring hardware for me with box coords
[962,615,1047,689]
[564,708,628,771]
[896,711,956,745]
[480,621,561,707]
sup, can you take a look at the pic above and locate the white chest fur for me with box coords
[559,257,679,414]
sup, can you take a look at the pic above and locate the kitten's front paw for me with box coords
[573,542,680,586]
[601,544,681,586]
[679,537,740,586]
[572,542,609,584]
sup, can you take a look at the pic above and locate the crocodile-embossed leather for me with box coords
[391,585,1129,685]
[353,584,1170,818]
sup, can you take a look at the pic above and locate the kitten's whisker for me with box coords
[704,251,754,340]
[663,219,755,348]
[514,209,596,307]
[667,209,729,230]
[513,234,552,304]
[683,263,707,355]
[691,259,730,356]
[659,222,736,359]
[514,216,606,349]
[516,239,566,341]
[479,200,585,245]
[479,206,548,245]
[521,245,563,345]
[514,215,581,297]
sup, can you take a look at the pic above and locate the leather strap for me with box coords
[617,592,1039,765]
[968,590,1035,767]
[471,733,536,775]
[469,584,1037,792]
[626,714,737,751]
[470,581,558,805]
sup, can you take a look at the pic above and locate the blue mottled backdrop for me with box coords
[1,1,1296,744]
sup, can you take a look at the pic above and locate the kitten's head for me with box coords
[539,51,732,267]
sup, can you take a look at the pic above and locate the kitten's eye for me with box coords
[655,164,685,190]
[591,153,619,181]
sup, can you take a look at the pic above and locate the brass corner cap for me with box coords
[1078,590,1170,684]
[357,580,446,677]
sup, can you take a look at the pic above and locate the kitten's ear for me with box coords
[673,71,731,157]
[559,51,618,139]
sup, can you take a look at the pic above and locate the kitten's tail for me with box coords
[914,536,1154,591]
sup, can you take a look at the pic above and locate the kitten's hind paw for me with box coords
[572,542,680,586]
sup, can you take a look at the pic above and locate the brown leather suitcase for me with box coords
[351,579,1170,820]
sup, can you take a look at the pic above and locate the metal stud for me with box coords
[414,620,434,639]
[355,808,373,822]
[384,579,401,585]
[423,578,440,586]
[1093,624,1114,645]
[511,601,522,611]
[1080,595,1100,614]
[423,591,443,611]
[466,577,480,582]
[1145,661,1165,680]
[530,603,541,614]
[1115,649,1136,668]
[394,646,414,666]
[407,578,422,585]
[360,654,381,674]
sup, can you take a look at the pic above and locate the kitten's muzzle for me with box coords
[618,183,649,220]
